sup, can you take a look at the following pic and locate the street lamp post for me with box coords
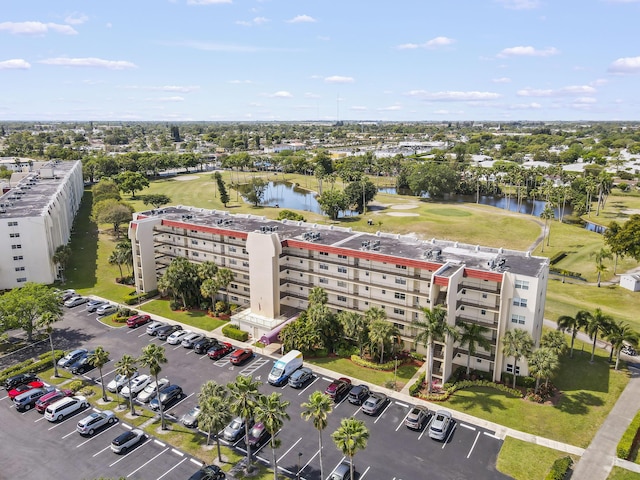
[297,452,303,480]
[394,355,398,391]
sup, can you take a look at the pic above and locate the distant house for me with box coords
[620,274,640,292]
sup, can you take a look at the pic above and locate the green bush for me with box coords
[0,350,65,383]
[222,324,249,342]
[350,355,399,371]
[549,252,567,265]
[67,380,85,393]
[544,456,573,480]
[617,410,640,459]
[409,372,426,397]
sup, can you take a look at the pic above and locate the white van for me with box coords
[268,350,303,386]
[44,395,88,422]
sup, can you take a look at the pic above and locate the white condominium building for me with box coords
[129,206,549,383]
[0,160,84,290]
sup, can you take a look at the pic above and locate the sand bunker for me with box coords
[174,175,200,181]
[389,204,419,210]
[387,212,419,217]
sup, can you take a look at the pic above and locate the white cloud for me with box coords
[324,75,354,84]
[591,78,608,86]
[517,85,596,97]
[492,77,511,83]
[0,21,78,35]
[407,90,501,101]
[187,0,232,4]
[287,15,316,23]
[0,59,31,70]
[236,17,269,27]
[608,56,640,74]
[509,102,542,109]
[397,36,454,50]
[397,43,419,50]
[377,105,402,111]
[65,13,88,25]
[39,57,137,70]
[498,46,559,58]
[126,85,200,93]
[304,92,320,98]
[106,22,113,28]
[573,97,597,104]
[496,0,540,9]
[156,96,185,102]
[349,106,367,111]
[433,109,464,115]
[228,79,253,84]
[270,91,293,98]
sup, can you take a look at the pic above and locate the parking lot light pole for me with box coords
[297,452,302,480]
[394,355,398,391]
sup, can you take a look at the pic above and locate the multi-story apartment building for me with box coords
[0,160,84,290]
[129,206,549,384]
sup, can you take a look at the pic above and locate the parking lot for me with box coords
[0,305,510,480]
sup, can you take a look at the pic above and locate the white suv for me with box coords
[44,396,88,422]
[107,372,139,393]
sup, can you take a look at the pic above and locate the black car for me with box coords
[150,384,183,410]
[4,372,38,391]
[193,337,218,354]
[70,351,97,375]
[348,384,370,405]
[189,465,226,480]
[156,324,182,340]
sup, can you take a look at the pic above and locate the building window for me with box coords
[8,221,18,226]
[338,254,347,260]
[395,277,406,285]
[191,239,198,245]
[244,287,250,292]
[16,277,27,283]
[365,272,369,276]
[15,267,25,272]
[13,256,23,261]
[396,264,407,270]
[231,296,238,301]
[481,309,486,315]
[319,264,329,270]
[515,280,529,290]
[338,266,347,274]
[382,275,387,279]
[337,281,347,287]
[229,259,237,265]
[9,233,20,238]
[337,295,347,302]
[11,245,22,249]
[365,286,369,291]
[393,308,405,315]
[319,278,328,284]
[506,364,520,375]
[393,323,405,330]
[513,298,528,307]
[242,248,247,254]
[319,251,328,256]
[482,293,487,299]
[230,284,238,289]
[229,246,236,253]
[382,289,386,295]
[511,314,526,325]
[192,252,199,257]
[242,261,249,267]
[394,292,406,300]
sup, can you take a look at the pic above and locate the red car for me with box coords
[126,314,151,328]
[208,342,234,360]
[35,389,73,413]
[230,348,253,365]
[325,377,352,401]
[8,380,45,400]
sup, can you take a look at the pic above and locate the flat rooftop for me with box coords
[139,206,548,278]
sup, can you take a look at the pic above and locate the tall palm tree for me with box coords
[457,322,492,376]
[414,307,459,393]
[197,260,218,281]
[228,375,262,473]
[527,347,559,393]
[198,382,231,463]
[557,310,590,358]
[584,308,613,363]
[331,418,370,480]
[501,329,534,389]
[88,346,111,402]
[540,330,567,357]
[338,311,369,356]
[592,248,613,288]
[255,392,290,480]
[605,320,639,370]
[368,318,398,364]
[216,268,235,307]
[115,354,137,416]
[52,244,72,283]
[38,310,62,377]
[301,391,333,480]
[139,344,168,428]
[200,278,220,310]
[539,205,554,252]
[308,286,328,306]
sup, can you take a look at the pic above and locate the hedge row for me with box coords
[544,456,573,480]
[549,251,567,265]
[412,378,524,401]
[409,372,426,397]
[123,289,158,306]
[0,350,65,383]
[617,410,640,459]
[222,324,249,342]
[350,355,399,371]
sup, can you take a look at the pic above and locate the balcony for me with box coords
[458,283,501,295]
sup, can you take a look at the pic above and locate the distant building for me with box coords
[0,160,84,289]
[129,207,549,384]
[620,274,640,292]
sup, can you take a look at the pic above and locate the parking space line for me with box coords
[214,359,230,367]
[0,395,8,401]
[93,444,112,457]
[155,439,166,447]
[328,457,347,480]
[122,423,132,430]
[61,429,77,439]
[103,368,117,377]
[171,448,184,457]
[128,447,169,477]
[172,345,182,350]
[76,423,119,447]
[360,465,371,479]
[301,448,320,472]
[396,409,412,431]
[333,395,349,410]
[322,377,332,382]
[109,437,153,467]
[137,331,148,338]
[350,405,362,417]
[418,417,433,440]
[395,401,409,408]
[126,328,139,335]
[156,457,187,480]
[48,414,80,430]
[298,376,319,396]
[199,353,209,360]
[467,431,481,459]
[34,416,47,423]
[164,392,194,413]
[374,401,393,424]
[189,458,202,466]
[185,350,195,355]
[442,423,457,449]
[483,431,501,440]
[460,422,476,431]
[277,436,302,463]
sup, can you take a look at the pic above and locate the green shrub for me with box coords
[0,350,65,383]
[67,380,85,393]
[408,352,426,362]
[549,252,567,265]
[409,372,426,397]
[617,410,640,459]
[544,456,573,480]
[222,324,249,342]
[350,355,399,371]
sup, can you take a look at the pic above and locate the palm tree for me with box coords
[557,310,590,358]
[592,248,613,288]
[38,310,62,378]
[200,278,220,311]
[228,375,262,473]
[338,311,369,356]
[216,268,235,307]
[539,205,554,252]
[368,318,397,364]
[88,346,111,402]
[255,392,290,480]
[605,320,639,370]
[501,329,534,389]
[115,354,137,415]
[331,418,370,480]
[584,308,613,363]
[301,391,333,480]
[197,260,218,281]
[52,244,72,283]
[198,382,232,463]
[527,347,559,393]
[457,322,492,376]
[414,307,459,393]
[139,344,168,428]
[540,330,567,357]
[308,286,328,306]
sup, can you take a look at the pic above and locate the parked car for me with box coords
[230,348,253,365]
[622,345,637,356]
[329,461,353,480]
[8,380,45,400]
[111,428,146,454]
[86,299,107,312]
[13,386,56,411]
[362,392,389,416]
[120,374,151,398]
[325,377,352,401]
[188,465,226,480]
[58,348,88,368]
[223,416,254,442]
[156,324,182,340]
[167,329,192,345]
[247,422,269,447]
[69,350,97,374]
[35,389,73,413]
[64,295,88,308]
[150,384,183,410]
[429,410,453,441]
[4,372,38,391]
[107,371,139,393]
[347,384,370,405]
[136,378,169,404]
[288,367,314,388]
[59,289,77,303]
[193,337,218,354]
[146,321,168,336]
[181,332,204,348]
[76,410,116,435]
[182,405,201,428]
[96,303,118,316]
[126,314,151,328]
[405,405,430,430]
[207,342,234,360]
[44,395,89,422]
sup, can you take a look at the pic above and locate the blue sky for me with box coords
[2,0,640,122]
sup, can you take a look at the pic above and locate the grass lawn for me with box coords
[96,314,127,328]
[306,356,420,390]
[608,467,640,480]
[141,300,229,331]
[496,436,576,480]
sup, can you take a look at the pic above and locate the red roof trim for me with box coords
[463,268,503,282]
[161,220,249,240]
